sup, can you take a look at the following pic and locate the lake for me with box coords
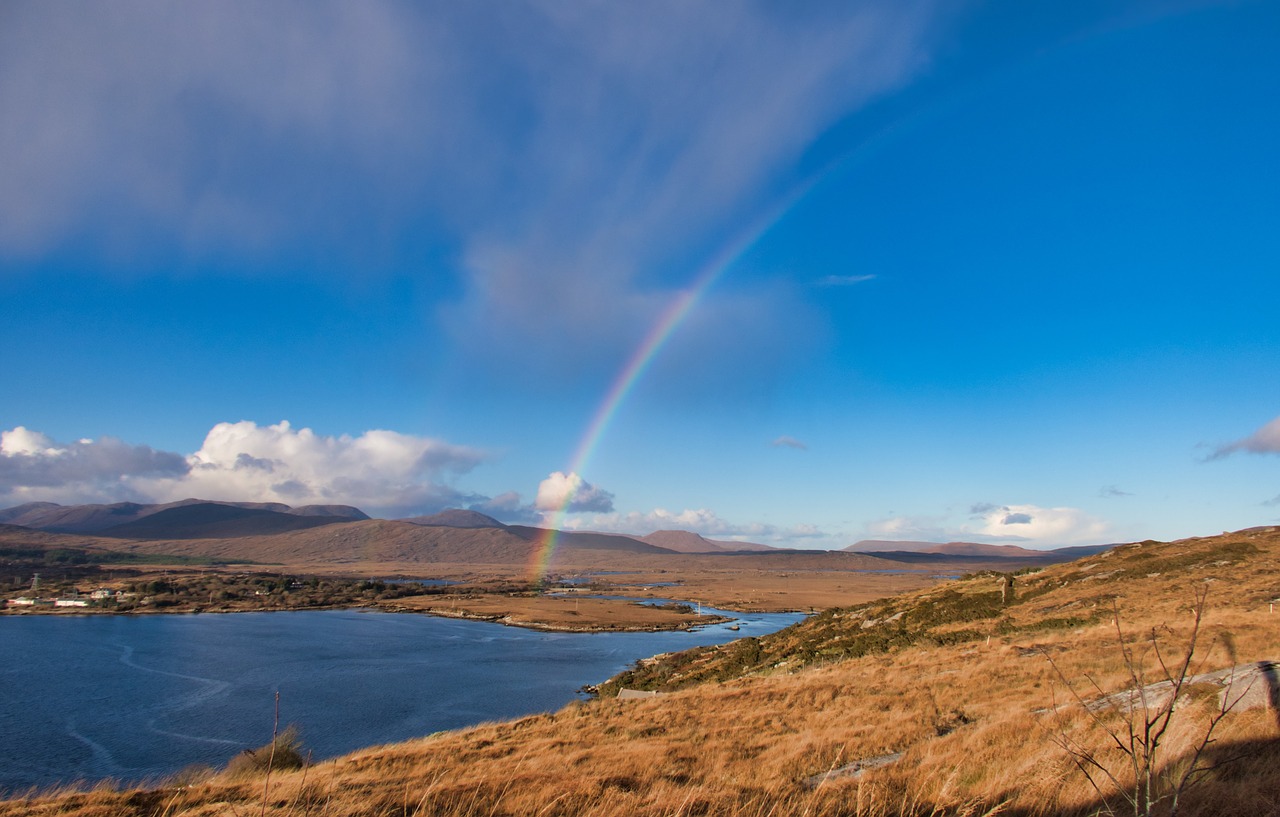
[0,607,803,792]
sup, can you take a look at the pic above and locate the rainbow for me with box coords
[524,48,1073,581]
[527,185,816,583]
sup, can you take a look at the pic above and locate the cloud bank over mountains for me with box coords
[0,427,187,502]
[0,421,1128,549]
[0,422,487,518]
[0,423,795,539]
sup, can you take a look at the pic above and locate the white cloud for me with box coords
[0,427,188,504]
[534,471,615,514]
[968,503,1109,545]
[1212,416,1280,459]
[867,503,1111,549]
[1,427,63,458]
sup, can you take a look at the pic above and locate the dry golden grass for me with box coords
[5,527,1279,816]
[595,567,947,612]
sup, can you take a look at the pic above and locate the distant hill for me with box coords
[0,501,62,525]
[100,503,359,539]
[0,501,159,533]
[641,530,775,553]
[844,539,1114,560]
[0,499,369,536]
[400,509,506,529]
[0,512,1060,575]
[290,505,370,519]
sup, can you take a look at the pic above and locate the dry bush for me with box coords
[225,725,307,778]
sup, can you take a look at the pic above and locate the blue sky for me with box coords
[2,0,1278,548]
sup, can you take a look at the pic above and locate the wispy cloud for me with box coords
[1098,484,1133,498]
[816,274,877,287]
[1209,416,1280,459]
[0,1,947,385]
[771,435,808,450]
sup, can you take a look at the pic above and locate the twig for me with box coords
[260,690,280,817]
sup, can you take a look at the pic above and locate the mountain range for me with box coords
[0,500,1109,562]
[0,499,368,537]
[843,539,1114,559]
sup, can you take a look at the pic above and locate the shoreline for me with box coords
[1,598,740,634]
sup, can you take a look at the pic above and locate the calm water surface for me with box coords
[0,607,802,792]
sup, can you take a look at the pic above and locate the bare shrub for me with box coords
[1043,587,1248,817]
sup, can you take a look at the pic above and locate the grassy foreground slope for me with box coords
[6,527,1279,816]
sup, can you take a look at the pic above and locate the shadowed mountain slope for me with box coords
[0,500,369,536]
[0,502,61,525]
[100,503,359,539]
[0,501,161,533]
